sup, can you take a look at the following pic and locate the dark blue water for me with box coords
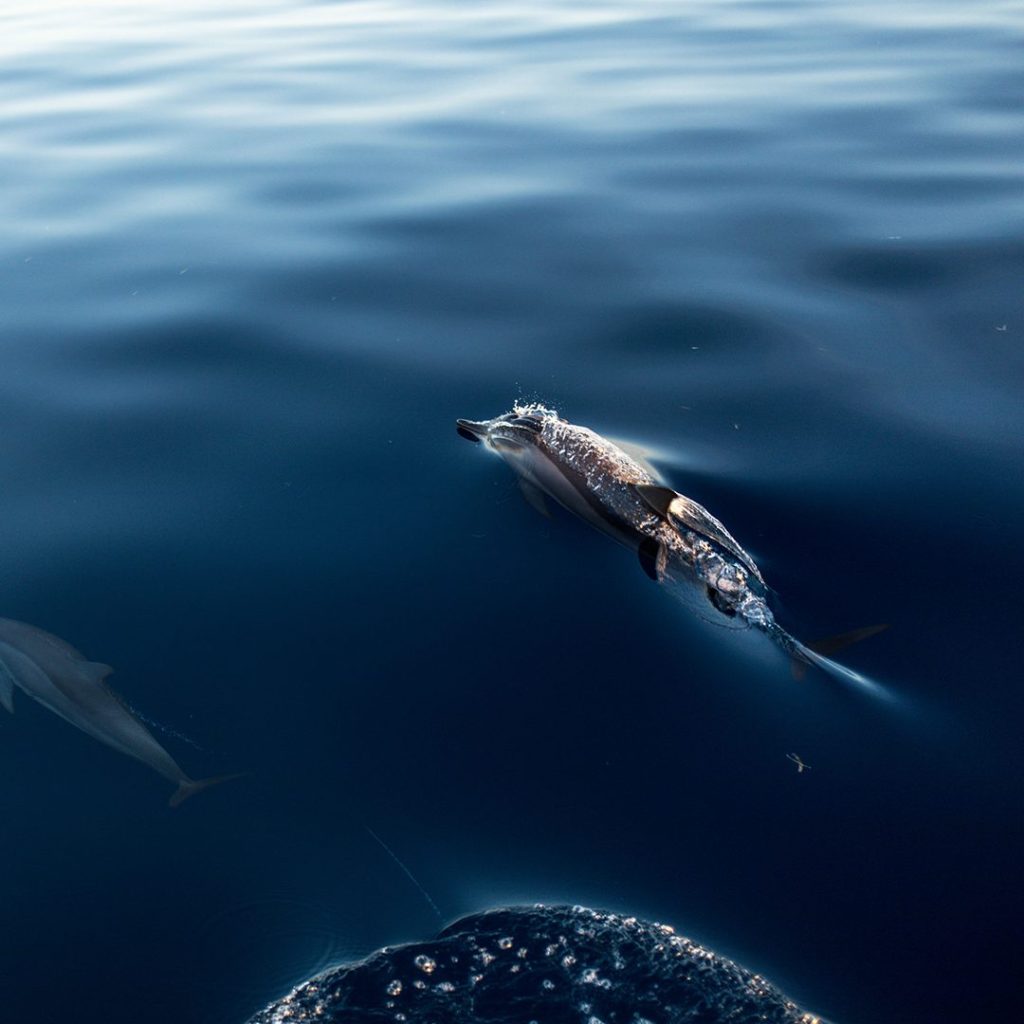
[1,2,1022,1022]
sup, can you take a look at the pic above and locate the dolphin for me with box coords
[456,403,886,687]
[0,617,238,806]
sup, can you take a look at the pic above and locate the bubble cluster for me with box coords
[248,904,826,1024]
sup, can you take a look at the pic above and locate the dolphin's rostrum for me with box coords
[0,618,238,806]
[457,403,885,686]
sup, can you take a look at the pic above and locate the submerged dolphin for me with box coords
[457,404,885,686]
[0,618,237,806]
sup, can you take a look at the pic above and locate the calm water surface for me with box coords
[1,2,1022,1022]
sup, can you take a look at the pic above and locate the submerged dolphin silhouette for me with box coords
[457,404,886,688]
[0,618,237,806]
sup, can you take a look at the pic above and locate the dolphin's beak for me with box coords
[456,419,487,443]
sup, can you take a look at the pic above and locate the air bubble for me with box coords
[414,955,436,975]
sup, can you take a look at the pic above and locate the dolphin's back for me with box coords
[534,418,658,538]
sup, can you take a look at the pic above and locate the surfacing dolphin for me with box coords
[457,404,886,689]
[0,618,239,806]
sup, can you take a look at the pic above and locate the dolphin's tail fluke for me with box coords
[794,623,890,674]
[776,624,890,696]
[169,772,245,808]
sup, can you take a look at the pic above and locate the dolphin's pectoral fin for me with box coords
[518,478,551,518]
[634,484,765,586]
[0,662,15,713]
[638,537,667,582]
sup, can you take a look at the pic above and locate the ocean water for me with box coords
[1,1,1022,1022]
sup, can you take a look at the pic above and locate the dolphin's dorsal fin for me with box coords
[518,478,551,518]
[634,484,676,517]
[638,536,667,582]
[633,484,765,586]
